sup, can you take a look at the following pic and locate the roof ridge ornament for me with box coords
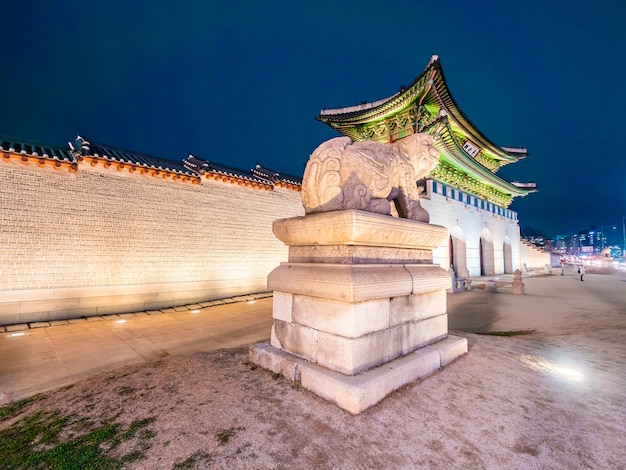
[183,154,210,173]
[68,135,90,160]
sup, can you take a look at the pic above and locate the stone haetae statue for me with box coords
[301,133,440,222]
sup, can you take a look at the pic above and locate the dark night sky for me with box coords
[2,0,626,237]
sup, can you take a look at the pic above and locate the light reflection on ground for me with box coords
[519,355,585,381]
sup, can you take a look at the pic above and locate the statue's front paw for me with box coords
[407,200,430,223]
[367,198,391,215]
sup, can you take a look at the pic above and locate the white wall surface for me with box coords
[0,159,303,324]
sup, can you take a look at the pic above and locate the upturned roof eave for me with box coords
[316,55,526,163]
[317,59,435,124]
[424,70,523,164]
[428,121,533,197]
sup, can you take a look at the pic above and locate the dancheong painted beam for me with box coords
[316,55,536,207]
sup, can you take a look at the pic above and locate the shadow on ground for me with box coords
[447,290,501,333]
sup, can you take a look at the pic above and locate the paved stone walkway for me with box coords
[2,269,626,405]
[0,293,274,404]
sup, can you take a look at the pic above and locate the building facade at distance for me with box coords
[555,227,623,259]
[317,55,541,277]
[0,55,547,325]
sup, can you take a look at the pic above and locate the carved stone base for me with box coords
[269,288,449,375]
[249,210,467,413]
[250,335,468,415]
[272,210,448,253]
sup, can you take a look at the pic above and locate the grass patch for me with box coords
[117,385,135,396]
[480,330,536,337]
[0,405,157,469]
[114,416,156,445]
[173,450,212,469]
[215,426,244,445]
[0,395,41,421]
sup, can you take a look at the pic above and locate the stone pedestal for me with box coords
[249,210,467,414]
[512,269,525,295]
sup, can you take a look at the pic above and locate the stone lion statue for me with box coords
[301,133,440,222]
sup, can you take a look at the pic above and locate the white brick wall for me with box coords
[0,157,534,325]
[0,160,303,324]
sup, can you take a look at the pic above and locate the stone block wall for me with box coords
[0,160,303,325]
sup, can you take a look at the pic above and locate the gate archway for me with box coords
[480,228,495,276]
[503,237,513,273]
[449,226,467,276]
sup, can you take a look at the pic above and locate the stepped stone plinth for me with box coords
[250,210,467,414]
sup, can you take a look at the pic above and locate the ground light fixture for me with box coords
[519,355,584,382]
[552,366,584,380]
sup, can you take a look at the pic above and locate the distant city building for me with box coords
[552,227,623,259]
[554,235,569,254]
[578,228,600,254]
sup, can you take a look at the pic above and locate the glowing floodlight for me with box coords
[191,309,201,314]
[553,366,584,380]
[116,319,127,324]
[248,300,256,304]
[519,355,584,382]
[10,332,26,337]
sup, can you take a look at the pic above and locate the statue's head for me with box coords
[395,133,440,178]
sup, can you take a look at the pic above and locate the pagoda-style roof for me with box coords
[316,55,536,206]
[425,116,531,206]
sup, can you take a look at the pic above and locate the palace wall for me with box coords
[421,181,523,277]
[0,160,303,325]
[1,155,541,326]
[520,240,552,271]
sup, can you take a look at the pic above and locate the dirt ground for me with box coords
[2,274,626,469]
